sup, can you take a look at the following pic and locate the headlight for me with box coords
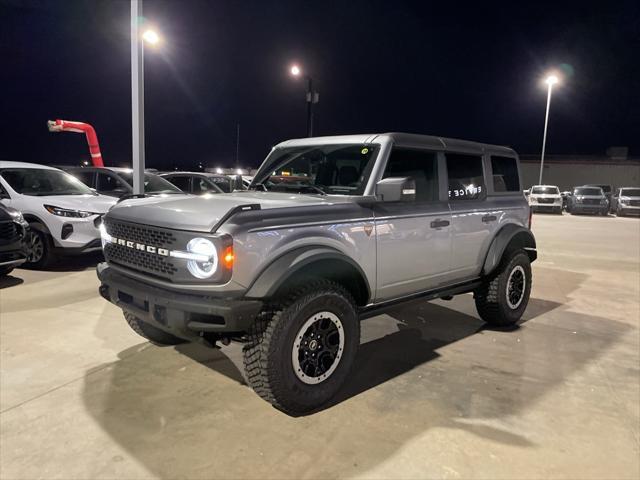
[44,205,96,218]
[619,198,628,205]
[99,223,112,248]
[9,210,28,227]
[184,237,218,279]
[530,197,537,203]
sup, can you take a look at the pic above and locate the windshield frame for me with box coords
[573,187,603,196]
[531,186,559,195]
[251,143,382,196]
[0,167,96,196]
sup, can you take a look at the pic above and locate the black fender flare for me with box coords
[482,224,537,276]
[22,214,51,235]
[244,246,371,304]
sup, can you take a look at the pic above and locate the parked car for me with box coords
[64,166,183,198]
[567,186,609,215]
[528,185,562,214]
[159,172,230,195]
[97,133,536,414]
[0,162,116,267]
[585,184,614,210]
[0,203,29,276]
[611,187,640,216]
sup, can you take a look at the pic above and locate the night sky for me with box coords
[1,0,639,170]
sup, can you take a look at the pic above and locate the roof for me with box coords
[276,132,515,155]
[0,161,59,170]
[161,171,227,178]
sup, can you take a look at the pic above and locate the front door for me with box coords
[374,148,452,301]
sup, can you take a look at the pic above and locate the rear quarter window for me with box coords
[490,156,520,192]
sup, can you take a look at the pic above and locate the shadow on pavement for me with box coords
[81,295,629,479]
[0,274,24,289]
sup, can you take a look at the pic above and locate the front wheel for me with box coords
[24,226,56,269]
[243,280,359,415]
[474,251,532,327]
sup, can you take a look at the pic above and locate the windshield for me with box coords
[574,187,603,196]
[252,144,379,195]
[531,186,559,195]
[621,188,640,197]
[118,172,182,194]
[0,168,95,196]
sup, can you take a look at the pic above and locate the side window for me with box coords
[97,173,128,193]
[210,177,231,193]
[166,176,192,192]
[382,148,439,202]
[194,177,221,194]
[490,156,520,192]
[71,170,95,188]
[446,153,485,201]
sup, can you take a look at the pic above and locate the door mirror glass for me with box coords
[376,177,416,202]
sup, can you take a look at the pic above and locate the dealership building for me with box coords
[520,147,640,190]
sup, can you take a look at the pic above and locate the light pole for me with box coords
[290,65,318,137]
[538,73,559,185]
[130,0,160,194]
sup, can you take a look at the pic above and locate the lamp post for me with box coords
[290,65,318,137]
[131,0,160,194]
[538,74,559,185]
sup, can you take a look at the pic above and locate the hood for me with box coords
[107,191,348,232]
[530,193,561,199]
[575,194,605,199]
[39,194,117,214]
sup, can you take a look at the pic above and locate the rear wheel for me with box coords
[24,226,56,269]
[475,251,532,327]
[124,312,185,346]
[243,280,359,415]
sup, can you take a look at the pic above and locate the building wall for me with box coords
[520,161,640,191]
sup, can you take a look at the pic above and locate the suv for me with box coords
[0,162,116,267]
[528,185,562,214]
[585,184,613,210]
[97,133,536,414]
[0,203,28,276]
[568,186,609,215]
[64,167,182,198]
[611,187,640,216]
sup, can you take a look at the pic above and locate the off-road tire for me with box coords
[124,312,185,346]
[474,250,532,327]
[24,225,57,269]
[0,266,14,277]
[243,280,359,415]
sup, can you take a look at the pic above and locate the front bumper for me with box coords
[571,204,608,215]
[97,263,263,340]
[618,205,640,215]
[530,203,562,212]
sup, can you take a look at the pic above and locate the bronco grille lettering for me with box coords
[108,236,170,257]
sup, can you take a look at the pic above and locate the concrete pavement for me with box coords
[1,214,638,479]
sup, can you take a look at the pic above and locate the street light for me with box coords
[538,73,561,185]
[289,64,318,137]
[130,1,162,194]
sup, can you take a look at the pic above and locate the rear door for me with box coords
[374,147,452,301]
[446,152,495,280]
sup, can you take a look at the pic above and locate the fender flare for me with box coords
[482,224,537,276]
[244,246,371,304]
[22,214,51,235]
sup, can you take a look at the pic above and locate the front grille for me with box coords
[537,198,554,204]
[0,221,19,241]
[103,219,179,279]
[629,200,640,206]
[583,199,600,205]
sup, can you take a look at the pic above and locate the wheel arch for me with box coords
[482,224,537,276]
[244,246,371,306]
[22,214,52,234]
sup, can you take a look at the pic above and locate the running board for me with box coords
[358,279,482,320]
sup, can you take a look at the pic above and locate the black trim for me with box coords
[210,203,261,232]
[359,279,482,319]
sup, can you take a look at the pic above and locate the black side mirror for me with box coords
[376,177,416,202]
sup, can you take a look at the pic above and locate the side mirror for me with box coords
[376,177,416,202]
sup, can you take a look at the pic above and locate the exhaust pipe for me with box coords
[47,119,104,167]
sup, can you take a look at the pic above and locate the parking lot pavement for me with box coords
[1,214,638,479]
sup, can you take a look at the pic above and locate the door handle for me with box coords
[482,215,497,223]
[430,219,450,229]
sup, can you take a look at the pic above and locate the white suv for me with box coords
[528,185,563,214]
[0,162,116,267]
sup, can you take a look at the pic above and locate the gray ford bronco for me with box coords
[97,133,536,414]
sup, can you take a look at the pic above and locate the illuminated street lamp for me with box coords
[289,64,319,137]
[131,1,162,194]
[538,73,560,185]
